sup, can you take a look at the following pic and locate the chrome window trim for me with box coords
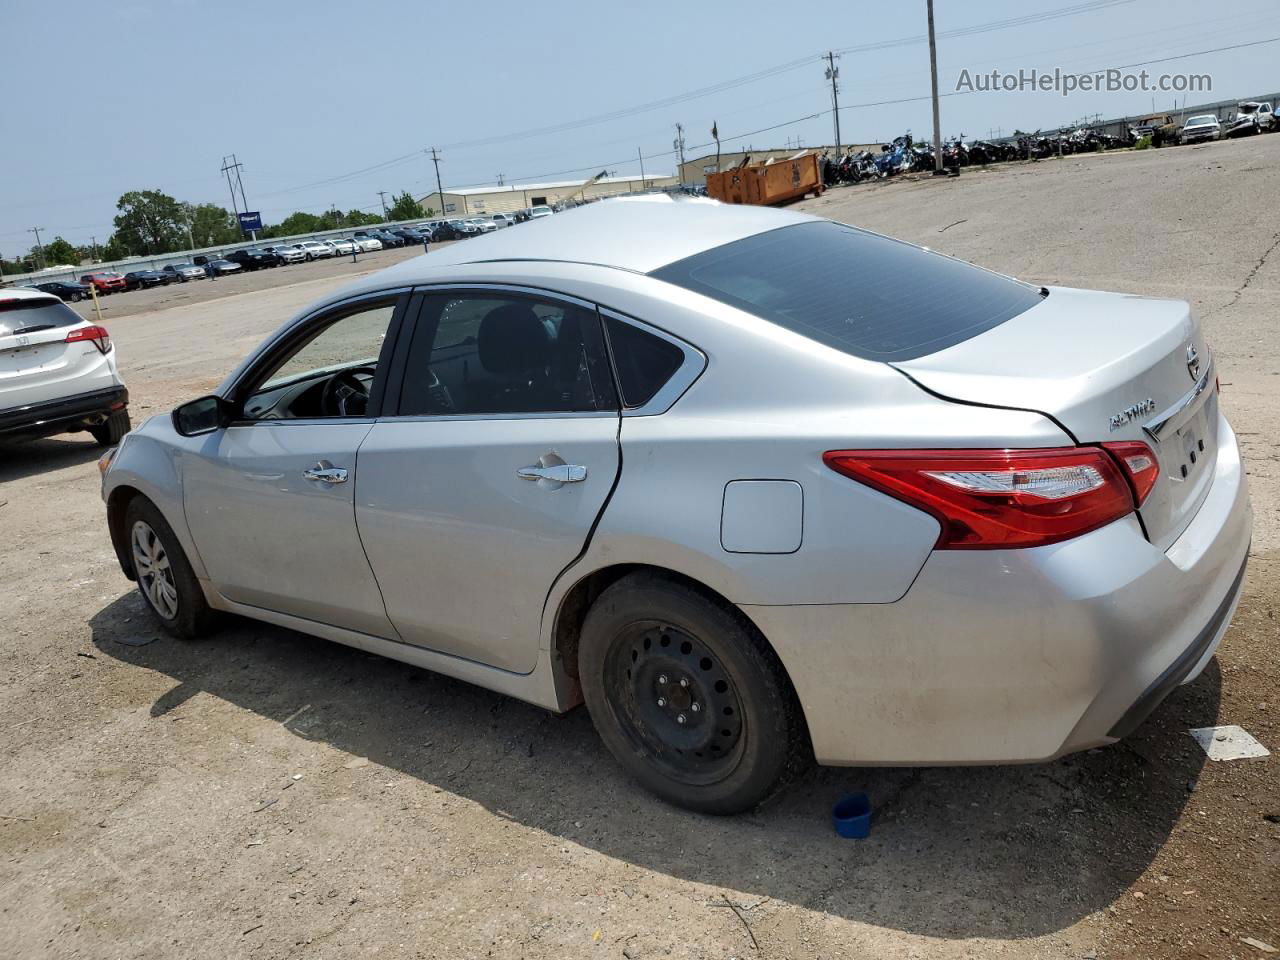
[598,308,706,417]
[372,411,617,425]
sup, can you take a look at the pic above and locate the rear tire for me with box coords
[579,572,806,814]
[90,409,131,446]
[123,496,216,640]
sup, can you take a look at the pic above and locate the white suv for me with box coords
[0,288,130,445]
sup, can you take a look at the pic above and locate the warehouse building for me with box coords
[419,173,679,217]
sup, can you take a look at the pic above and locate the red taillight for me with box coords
[1102,440,1158,506]
[66,324,112,354]
[823,447,1137,549]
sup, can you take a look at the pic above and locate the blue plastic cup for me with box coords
[832,793,872,838]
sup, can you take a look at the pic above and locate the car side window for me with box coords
[239,300,398,421]
[398,292,616,416]
[602,315,686,408]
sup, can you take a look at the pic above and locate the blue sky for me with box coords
[1,0,1275,250]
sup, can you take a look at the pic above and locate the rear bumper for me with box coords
[0,385,128,439]
[742,410,1252,766]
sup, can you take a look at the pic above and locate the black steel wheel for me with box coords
[579,572,807,814]
[604,621,746,786]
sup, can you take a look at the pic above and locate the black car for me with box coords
[391,228,428,245]
[368,229,406,248]
[424,221,461,241]
[31,280,91,302]
[224,248,282,271]
[123,270,171,290]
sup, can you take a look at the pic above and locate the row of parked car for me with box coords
[23,208,559,302]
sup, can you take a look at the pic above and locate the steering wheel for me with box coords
[321,366,376,417]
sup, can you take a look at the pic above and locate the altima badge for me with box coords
[1186,344,1201,381]
[1109,398,1156,432]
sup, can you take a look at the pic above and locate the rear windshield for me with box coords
[650,221,1044,362]
[0,298,82,336]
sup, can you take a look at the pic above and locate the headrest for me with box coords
[477,303,551,375]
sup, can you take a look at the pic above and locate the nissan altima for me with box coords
[99,195,1251,814]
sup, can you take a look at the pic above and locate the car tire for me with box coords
[123,496,216,641]
[90,408,131,446]
[70,292,82,302]
[578,572,807,815]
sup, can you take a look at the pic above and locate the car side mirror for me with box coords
[172,395,232,436]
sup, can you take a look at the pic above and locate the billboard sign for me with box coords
[238,211,263,234]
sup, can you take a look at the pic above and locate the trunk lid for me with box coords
[893,286,1217,551]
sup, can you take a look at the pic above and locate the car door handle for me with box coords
[516,464,587,483]
[303,463,348,484]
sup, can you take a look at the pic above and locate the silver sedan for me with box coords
[99,196,1252,814]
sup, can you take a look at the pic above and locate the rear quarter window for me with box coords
[650,220,1044,362]
[604,316,685,407]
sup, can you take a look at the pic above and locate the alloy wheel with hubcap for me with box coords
[131,519,178,620]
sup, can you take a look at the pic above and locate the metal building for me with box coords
[419,174,678,217]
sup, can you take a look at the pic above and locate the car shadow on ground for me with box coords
[89,591,1219,940]
[0,435,105,483]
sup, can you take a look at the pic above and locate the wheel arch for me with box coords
[106,484,143,580]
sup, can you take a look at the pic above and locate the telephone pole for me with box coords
[637,147,646,184]
[377,191,389,219]
[824,51,842,155]
[428,148,445,217]
[674,123,687,184]
[28,227,45,270]
[221,154,255,238]
[926,0,944,174]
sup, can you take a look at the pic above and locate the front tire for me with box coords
[123,496,215,640]
[579,572,806,814]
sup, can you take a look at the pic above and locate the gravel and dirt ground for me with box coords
[1,136,1277,960]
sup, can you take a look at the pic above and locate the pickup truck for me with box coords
[1225,101,1276,137]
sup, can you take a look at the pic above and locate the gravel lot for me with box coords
[1,137,1276,960]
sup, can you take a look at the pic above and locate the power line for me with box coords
[234,0,1139,204]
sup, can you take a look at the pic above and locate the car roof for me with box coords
[2,287,59,304]
[374,195,818,278]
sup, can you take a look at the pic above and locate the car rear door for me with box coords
[0,295,114,411]
[355,287,620,673]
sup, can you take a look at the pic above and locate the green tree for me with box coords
[38,235,81,267]
[346,208,383,227]
[113,189,186,255]
[184,203,241,248]
[100,235,131,262]
[386,190,423,221]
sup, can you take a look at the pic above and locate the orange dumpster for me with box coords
[705,152,824,206]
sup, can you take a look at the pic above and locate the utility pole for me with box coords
[90,236,98,261]
[927,0,944,175]
[496,173,505,186]
[221,154,254,239]
[637,147,646,184]
[674,123,687,184]
[825,51,842,155]
[377,191,389,219]
[428,148,445,217]
[28,227,45,270]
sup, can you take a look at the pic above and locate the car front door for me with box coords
[355,287,621,673]
[181,293,407,638]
